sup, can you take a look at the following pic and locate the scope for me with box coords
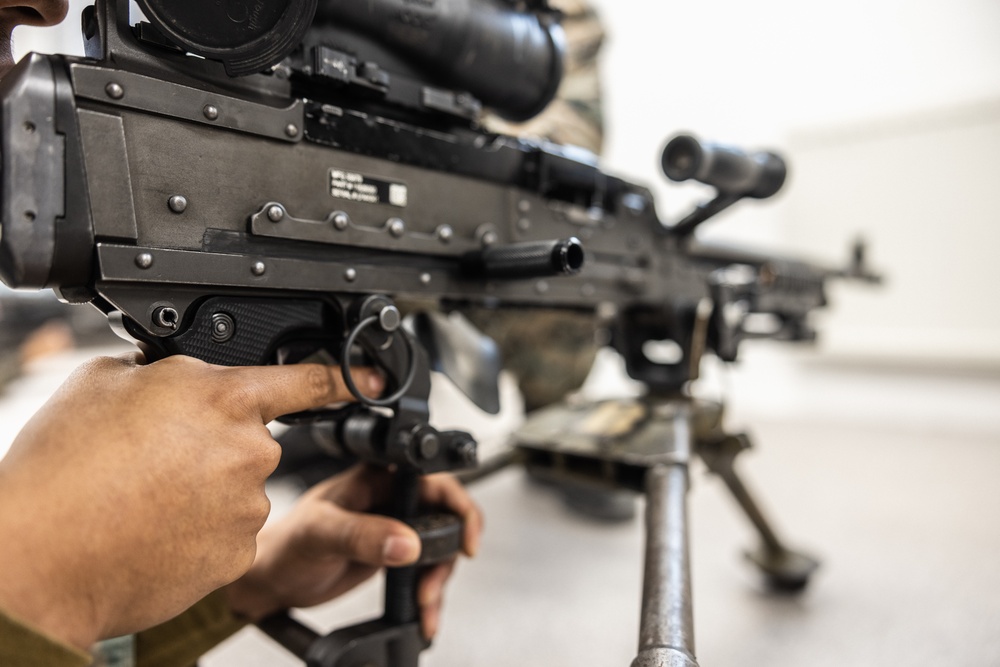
[312,0,564,121]
[662,134,786,199]
[136,0,318,76]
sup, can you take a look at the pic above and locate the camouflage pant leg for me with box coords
[462,308,599,412]
[481,0,606,154]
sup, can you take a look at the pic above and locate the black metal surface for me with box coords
[248,199,481,257]
[305,618,426,667]
[49,55,96,298]
[259,614,320,660]
[69,63,305,143]
[312,0,564,121]
[385,472,421,627]
[464,237,584,280]
[76,110,138,241]
[302,100,629,207]
[662,133,787,238]
[614,304,702,392]
[83,0,297,103]
[0,55,63,289]
[662,134,786,199]
[92,241,645,312]
[409,513,464,566]
[136,0,318,77]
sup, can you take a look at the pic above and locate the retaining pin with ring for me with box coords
[340,308,416,408]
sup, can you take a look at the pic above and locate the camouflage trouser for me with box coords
[462,308,599,412]
[482,0,606,156]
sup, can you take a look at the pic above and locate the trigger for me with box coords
[274,343,339,367]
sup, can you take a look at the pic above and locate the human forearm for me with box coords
[0,470,105,651]
[0,355,376,648]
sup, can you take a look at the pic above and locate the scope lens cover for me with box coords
[136,0,317,76]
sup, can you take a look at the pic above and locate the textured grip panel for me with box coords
[156,297,328,366]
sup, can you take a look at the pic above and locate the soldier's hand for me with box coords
[224,464,483,640]
[0,353,381,651]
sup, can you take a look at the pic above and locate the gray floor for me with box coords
[2,346,999,666]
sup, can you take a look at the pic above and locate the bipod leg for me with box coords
[697,434,818,591]
[632,406,699,667]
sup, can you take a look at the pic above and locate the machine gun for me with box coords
[0,0,879,665]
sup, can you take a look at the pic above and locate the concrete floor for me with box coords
[2,345,999,666]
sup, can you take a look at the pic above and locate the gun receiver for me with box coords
[0,1,878,665]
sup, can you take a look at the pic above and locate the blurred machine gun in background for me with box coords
[0,0,879,665]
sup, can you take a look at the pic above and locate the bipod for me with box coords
[697,433,818,591]
[512,394,818,666]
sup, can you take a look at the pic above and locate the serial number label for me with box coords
[329,169,408,207]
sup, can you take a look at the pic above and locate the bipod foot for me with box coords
[746,545,819,593]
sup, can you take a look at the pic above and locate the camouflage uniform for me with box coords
[470,0,606,412]
[461,308,602,412]
[482,0,606,155]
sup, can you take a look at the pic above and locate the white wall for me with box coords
[590,0,1000,172]
[787,102,1000,366]
[11,4,86,58]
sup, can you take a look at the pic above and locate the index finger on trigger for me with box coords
[226,363,384,423]
[420,474,483,558]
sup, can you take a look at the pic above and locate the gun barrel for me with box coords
[633,405,699,667]
[661,134,786,199]
[464,238,584,280]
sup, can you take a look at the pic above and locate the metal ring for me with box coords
[341,315,418,408]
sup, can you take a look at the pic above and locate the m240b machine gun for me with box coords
[0,0,879,665]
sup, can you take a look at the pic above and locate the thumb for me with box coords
[305,505,422,567]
